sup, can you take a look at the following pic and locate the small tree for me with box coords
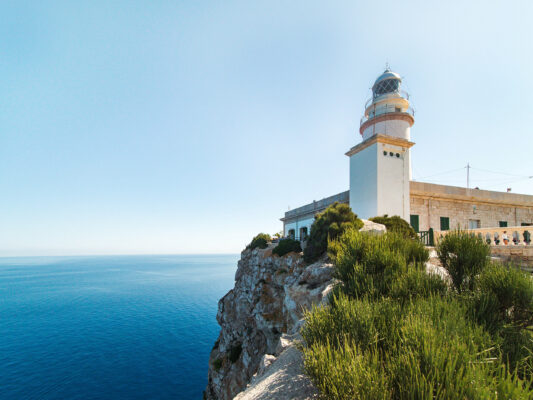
[273,238,302,257]
[474,263,533,328]
[247,233,271,250]
[303,202,363,263]
[437,230,490,292]
[369,215,417,239]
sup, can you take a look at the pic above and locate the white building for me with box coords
[281,68,533,240]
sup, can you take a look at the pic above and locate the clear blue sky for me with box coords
[1,1,532,256]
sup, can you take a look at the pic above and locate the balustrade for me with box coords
[433,226,532,246]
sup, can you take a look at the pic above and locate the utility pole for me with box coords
[466,163,470,189]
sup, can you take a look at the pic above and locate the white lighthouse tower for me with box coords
[346,68,415,220]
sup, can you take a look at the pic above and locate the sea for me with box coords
[0,254,238,400]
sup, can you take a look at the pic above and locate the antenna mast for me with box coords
[466,163,470,189]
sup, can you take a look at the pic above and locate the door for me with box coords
[410,215,420,233]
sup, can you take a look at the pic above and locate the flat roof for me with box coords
[411,181,533,207]
[281,191,349,222]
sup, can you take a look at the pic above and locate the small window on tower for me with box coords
[383,151,387,156]
[389,152,393,156]
[395,153,400,158]
[395,107,401,112]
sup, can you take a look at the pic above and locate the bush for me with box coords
[247,233,271,250]
[303,340,391,400]
[303,202,363,263]
[212,358,223,371]
[228,343,242,363]
[437,229,490,292]
[390,268,447,303]
[369,215,417,239]
[470,263,533,380]
[301,227,533,398]
[328,229,429,299]
[475,263,533,327]
[302,295,531,399]
[272,238,302,257]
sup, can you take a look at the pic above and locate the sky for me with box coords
[1,0,532,256]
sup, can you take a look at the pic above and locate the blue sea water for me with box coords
[0,254,238,400]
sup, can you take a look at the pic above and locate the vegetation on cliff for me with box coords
[247,233,271,250]
[302,228,533,399]
[369,215,417,239]
[303,202,363,264]
[273,238,302,257]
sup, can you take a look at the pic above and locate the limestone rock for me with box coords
[204,245,333,400]
[234,340,319,400]
[359,219,387,234]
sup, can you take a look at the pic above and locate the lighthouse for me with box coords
[346,67,415,221]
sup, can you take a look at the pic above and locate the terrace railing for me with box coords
[433,226,532,246]
[418,229,434,246]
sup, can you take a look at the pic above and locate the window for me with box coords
[499,221,508,227]
[440,217,450,231]
[410,215,420,233]
[521,223,532,226]
[395,107,401,112]
[373,79,400,98]
[468,219,480,229]
[288,229,295,239]
[299,227,308,240]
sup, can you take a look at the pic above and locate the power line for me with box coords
[414,166,466,181]
[469,166,532,179]
[482,176,533,190]
[415,164,532,186]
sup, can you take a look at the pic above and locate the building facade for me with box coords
[410,181,533,232]
[281,68,533,239]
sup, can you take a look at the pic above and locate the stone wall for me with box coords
[410,181,533,231]
[490,246,533,268]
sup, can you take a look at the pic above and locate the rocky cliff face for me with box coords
[204,246,334,400]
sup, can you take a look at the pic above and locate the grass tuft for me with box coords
[301,229,533,398]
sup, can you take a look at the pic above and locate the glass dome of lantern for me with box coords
[372,68,402,99]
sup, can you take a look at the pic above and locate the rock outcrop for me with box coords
[234,333,319,400]
[204,246,334,400]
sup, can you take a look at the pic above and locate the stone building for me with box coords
[281,68,533,239]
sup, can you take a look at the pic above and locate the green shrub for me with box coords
[302,294,531,399]
[369,215,417,239]
[302,294,403,352]
[303,341,391,400]
[437,229,490,292]
[247,233,271,250]
[471,263,533,380]
[229,343,242,363]
[272,238,302,257]
[301,227,533,398]
[475,263,533,327]
[329,229,429,299]
[212,358,223,371]
[390,268,447,303]
[303,202,363,264]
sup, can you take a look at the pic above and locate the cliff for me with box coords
[204,245,335,400]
